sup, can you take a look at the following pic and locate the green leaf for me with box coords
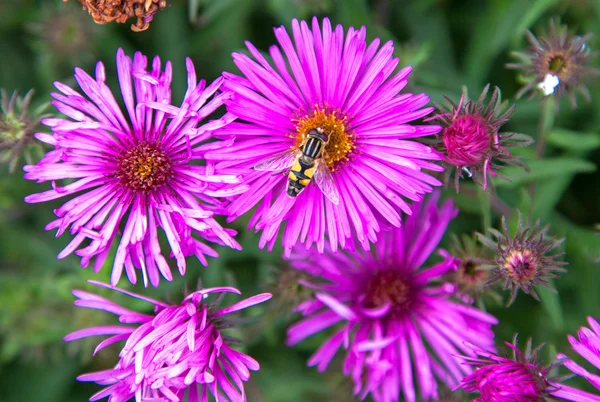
[465,0,559,87]
[509,0,561,47]
[393,1,460,85]
[538,281,565,332]
[550,213,600,316]
[518,187,533,214]
[546,129,600,151]
[151,3,190,101]
[188,0,202,23]
[0,360,79,402]
[451,190,484,215]
[532,175,575,220]
[335,0,371,28]
[495,158,596,188]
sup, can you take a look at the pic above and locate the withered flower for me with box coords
[265,263,315,318]
[65,0,167,32]
[506,19,600,107]
[477,214,567,306]
[0,89,50,173]
[445,234,501,305]
[426,84,533,191]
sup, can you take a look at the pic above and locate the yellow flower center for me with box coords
[504,248,538,282]
[293,106,355,171]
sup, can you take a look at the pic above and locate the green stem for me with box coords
[463,186,513,219]
[529,97,556,197]
[535,96,555,158]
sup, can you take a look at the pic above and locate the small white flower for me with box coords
[538,74,561,96]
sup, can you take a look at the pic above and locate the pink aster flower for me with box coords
[65,280,271,402]
[286,194,498,402]
[425,84,532,191]
[24,49,246,287]
[457,334,600,401]
[206,17,443,256]
[558,317,600,397]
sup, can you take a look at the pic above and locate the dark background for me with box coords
[0,0,599,401]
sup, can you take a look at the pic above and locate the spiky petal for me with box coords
[506,19,600,107]
[477,214,567,306]
[457,335,600,401]
[0,89,50,173]
[426,84,532,191]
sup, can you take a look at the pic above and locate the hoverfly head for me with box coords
[308,127,329,142]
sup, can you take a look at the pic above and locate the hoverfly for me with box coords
[254,127,340,205]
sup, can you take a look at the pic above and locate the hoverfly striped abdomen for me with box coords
[286,128,328,197]
[287,158,315,197]
[253,126,340,204]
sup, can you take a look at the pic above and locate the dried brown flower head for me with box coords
[446,234,501,305]
[65,0,167,32]
[506,19,600,107]
[264,263,315,318]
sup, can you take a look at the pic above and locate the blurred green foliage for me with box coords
[0,0,599,401]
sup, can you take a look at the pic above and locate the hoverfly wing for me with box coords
[314,159,340,205]
[254,148,298,172]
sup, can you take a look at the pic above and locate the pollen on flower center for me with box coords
[442,114,493,167]
[503,248,538,282]
[115,141,173,193]
[293,107,355,171]
[363,271,415,314]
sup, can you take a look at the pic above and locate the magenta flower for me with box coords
[558,317,600,397]
[457,334,600,401]
[425,85,532,191]
[24,49,246,287]
[286,194,498,402]
[65,280,271,402]
[206,17,443,256]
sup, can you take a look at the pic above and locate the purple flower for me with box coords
[457,334,600,401]
[65,280,271,402]
[557,317,600,397]
[286,194,498,402]
[206,17,443,256]
[24,49,246,287]
[425,85,532,191]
